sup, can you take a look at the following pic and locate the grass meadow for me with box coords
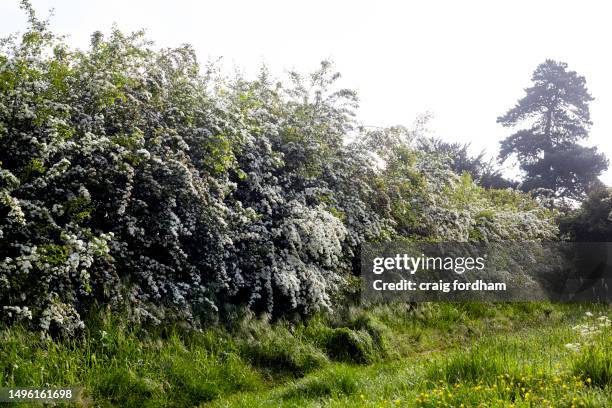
[1,303,611,407]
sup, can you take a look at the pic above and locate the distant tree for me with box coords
[418,138,516,189]
[497,60,608,202]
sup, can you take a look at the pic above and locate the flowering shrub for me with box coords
[1,3,558,334]
[359,128,558,242]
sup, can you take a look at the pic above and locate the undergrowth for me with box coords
[0,303,610,407]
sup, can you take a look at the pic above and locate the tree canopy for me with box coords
[498,59,608,202]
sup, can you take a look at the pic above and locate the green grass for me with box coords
[1,303,611,407]
[572,332,612,388]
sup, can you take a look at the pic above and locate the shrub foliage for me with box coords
[0,3,557,333]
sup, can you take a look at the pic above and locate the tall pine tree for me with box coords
[498,60,608,202]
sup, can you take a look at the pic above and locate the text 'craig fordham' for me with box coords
[372,279,507,293]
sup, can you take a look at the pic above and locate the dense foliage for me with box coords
[417,137,515,190]
[0,3,558,334]
[560,187,612,241]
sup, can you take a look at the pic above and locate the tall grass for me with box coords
[573,337,612,387]
[1,303,610,407]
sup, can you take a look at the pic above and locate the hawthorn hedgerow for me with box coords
[0,2,557,334]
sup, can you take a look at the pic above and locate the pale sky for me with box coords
[2,0,612,183]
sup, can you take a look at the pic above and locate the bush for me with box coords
[320,328,377,364]
[560,187,612,241]
[0,1,558,333]
[0,3,375,331]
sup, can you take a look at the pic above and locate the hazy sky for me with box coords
[2,1,612,183]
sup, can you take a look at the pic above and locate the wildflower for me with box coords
[564,343,581,352]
